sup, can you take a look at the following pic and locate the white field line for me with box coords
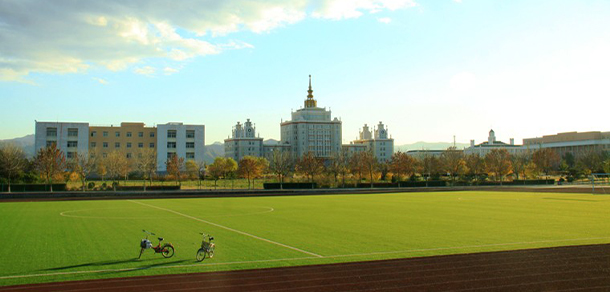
[128,200,322,258]
[1,236,609,281]
[59,207,275,220]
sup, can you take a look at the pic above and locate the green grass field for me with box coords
[1,191,610,286]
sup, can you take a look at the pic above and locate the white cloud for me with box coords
[0,0,418,82]
[134,66,156,76]
[378,17,392,24]
[163,67,179,75]
[92,77,109,84]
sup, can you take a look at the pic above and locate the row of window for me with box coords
[167,130,196,138]
[91,131,155,138]
[166,152,195,159]
[46,128,79,137]
[91,142,155,148]
[167,142,195,149]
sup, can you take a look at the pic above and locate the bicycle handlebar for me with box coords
[143,230,156,235]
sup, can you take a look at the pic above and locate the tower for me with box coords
[304,75,317,108]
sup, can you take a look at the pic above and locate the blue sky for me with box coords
[1,0,609,145]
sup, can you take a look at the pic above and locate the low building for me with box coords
[405,150,445,159]
[157,123,205,172]
[523,131,610,157]
[464,129,522,156]
[224,119,264,162]
[34,121,89,159]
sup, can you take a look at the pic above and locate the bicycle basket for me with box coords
[140,239,152,249]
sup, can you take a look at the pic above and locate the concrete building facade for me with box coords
[349,122,394,162]
[156,123,205,172]
[523,131,610,157]
[34,122,89,159]
[224,119,264,162]
[464,129,522,156]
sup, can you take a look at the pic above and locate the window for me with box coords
[127,142,132,148]
[102,153,107,158]
[167,152,176,159]
[115,142,120,148]
[46,128,57,137]
[138,142,143,148]
[90,142,96,148]
[103,131,108,137]
[186,142,195,148]
[67,152,76,159]
[149,132,155,137]
[46,141,56,147]
[126,153,132,159]
[167,142,176,149]
[115,131,120,137]
[167,130,177,138]
[149,143,155,148]
[138,132,143,137]
[68,128,78,137]
[67,141,78,148]
[186,152,195,159]
[103,142,108,148]
[91,131,97,137]
[126,132,132,137]
[186,130,195,138]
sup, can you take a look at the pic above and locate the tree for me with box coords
[576,148,603,176]
[0,144,27,193]
[206,157,237,189]
[135,148,157,191]
[349,151,365,182]
[186,160,206,189]
[440,147,466,183]
[484,149,512,183]
[269,149,293,189]
[327,148,350,187]
[68,151,97,191]
[166,154,185,187]
[389,152,417,182]
[465,154,485,183]
[419,154,442,185]
[295,152,324,185]
[106,150,129,191]
[238,156,268,189]
[511,151,531,180]
[34,144,66,192]
[360,150,378,188]
[532,148,560,179]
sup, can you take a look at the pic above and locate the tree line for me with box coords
[1,143,609,192]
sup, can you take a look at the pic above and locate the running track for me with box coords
[2,244,609,291]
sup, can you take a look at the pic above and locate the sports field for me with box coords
[1,191,609,286]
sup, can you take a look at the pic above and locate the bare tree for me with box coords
[166,154,185,187]
[106,150,129,191]
[465,154,485,183]
[484,149,512,183]
[295,152,323,186]
[0,144,27,193]
[389,151,417,182]
[68,150,97,191]
[34,144,66,192]
[440,147,466,183]
[360,150,378,188]
[419,154,442,186]
[238,156,268,189]
[186,159,206,189]
[532,148,560,179]
[511,151,531,180]
[135,148,156,191]
[327,149,350,187]
[269,149,292,189]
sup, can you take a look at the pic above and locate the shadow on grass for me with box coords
[100,259,191,275]
[42,257,184,272]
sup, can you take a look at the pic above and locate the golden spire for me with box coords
[305,74,317,108]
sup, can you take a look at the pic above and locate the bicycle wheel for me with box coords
[208,245,214,258]
[162,245,175,258]
[196,248,206,262]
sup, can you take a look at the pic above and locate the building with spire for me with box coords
[464,129,522,156]
[280,75,342,158]
[224,118,264,162]
[344,122,394,162]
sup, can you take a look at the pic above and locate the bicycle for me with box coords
[139,230,175,259]
[196,233,215,261]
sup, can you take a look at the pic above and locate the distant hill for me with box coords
[203,142,224,164]
[0,134,35,157]
[395,141,469,152]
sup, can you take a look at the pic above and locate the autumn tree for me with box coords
[349,151,365,182]
[34,144,67,192]
[268,149,293,189]
[68,151,97,191]
[511,151,531,180]
[0,144,27,193]
[186,160,206,189]
[295,152,324,185]
[532,148,560,179]
[419,154,442,185]
[135,148,157,191]
[440,147,466,183]
[327,148,350,187]
[238,156,268,189]
[166,154,185,187]
[389,152,417,182]
[106,150,130,191]
[576,148,604,176]
[207,157,237,189]
[465,154,485,183]
[484,149,512,183]
[360,150,378,188]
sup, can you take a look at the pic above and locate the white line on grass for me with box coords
[1,236,609,281]
[128,200,323,258]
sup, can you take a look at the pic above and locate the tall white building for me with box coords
[156,123,205,172]
[34,121,89,159]
[224,119,264,162]
[280,75,342,159]
[350,122,394,162]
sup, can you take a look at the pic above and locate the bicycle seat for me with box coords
[158,237,164,241]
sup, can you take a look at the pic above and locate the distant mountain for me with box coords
[395,141,469,152]
[203,142,224,164]
[0,134,35,157]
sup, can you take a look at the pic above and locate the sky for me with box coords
[1,0,609,145]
